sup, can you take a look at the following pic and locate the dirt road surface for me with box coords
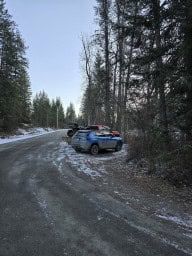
[0,130,191,255]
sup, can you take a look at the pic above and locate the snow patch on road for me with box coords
[184,233,192,239]
[59,141,103,179]
[29,177,53,225]
[157,213,192,229]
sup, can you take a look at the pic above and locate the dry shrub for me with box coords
[126,134,192,186]
[156,144,192,186]
[126,135,146,161]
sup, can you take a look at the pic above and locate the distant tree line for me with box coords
[81,0,192,185]
[31,91,78,128]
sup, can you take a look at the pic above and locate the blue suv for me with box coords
[71,130,123,155]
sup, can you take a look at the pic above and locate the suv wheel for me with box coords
[67,129,74,137]
[115,142,122,152]
[90,144,99,155]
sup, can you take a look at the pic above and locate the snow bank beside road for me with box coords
[0,127,56,144]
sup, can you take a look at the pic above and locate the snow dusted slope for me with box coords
[0,128,68,144]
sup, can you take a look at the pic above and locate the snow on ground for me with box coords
[1,128,192,236]
[58,140,128,179]
[0,127,57,144]
[157,213,192,229]
[57,141,192,235]
[59,141,105,178]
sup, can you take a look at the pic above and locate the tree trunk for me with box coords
[103,0,111,126]
[152,0,169,147]
[123,2,138,136]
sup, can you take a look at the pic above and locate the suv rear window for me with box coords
[75,131,89,137]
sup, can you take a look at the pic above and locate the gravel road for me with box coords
[0,130,191,256]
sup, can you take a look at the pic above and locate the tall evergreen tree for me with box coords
[0,0,31,131]
[95,0,112,126]
[55,97,65,128]
[32,91,50,127]
[65,103,76,124]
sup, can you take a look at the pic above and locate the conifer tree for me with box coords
[65,103,76,124]
[0,0,31,131]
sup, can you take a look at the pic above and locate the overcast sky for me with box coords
[5,0,96,114]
